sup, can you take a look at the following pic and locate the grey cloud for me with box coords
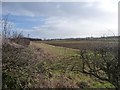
[2,2,118,38]
[2,2,109,19]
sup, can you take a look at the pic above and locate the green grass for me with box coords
[31,42,79,58]
[3,40,116,88]
[30,41,114,88]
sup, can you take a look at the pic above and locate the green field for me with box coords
[3,39,117,88]
[29,41,115,88]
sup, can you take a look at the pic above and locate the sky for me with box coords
[2,0,119,39]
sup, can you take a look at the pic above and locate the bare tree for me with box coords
[2,14,14,44]
[79,42,120,89]
[2,14,28,46]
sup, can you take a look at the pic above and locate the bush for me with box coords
[76,81,90,89]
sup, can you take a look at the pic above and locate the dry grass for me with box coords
[40,40,118,50]
[3,41,115,89]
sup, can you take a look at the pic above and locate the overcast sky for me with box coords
[2,0,119,39]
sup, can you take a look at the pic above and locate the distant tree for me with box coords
[27,34,30,38]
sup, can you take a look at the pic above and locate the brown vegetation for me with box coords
[41,40,118,50]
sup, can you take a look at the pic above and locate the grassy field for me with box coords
[30,42,79,58]
[3,39,116,88]
[29,41,114,88]
[39,40,118,50]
